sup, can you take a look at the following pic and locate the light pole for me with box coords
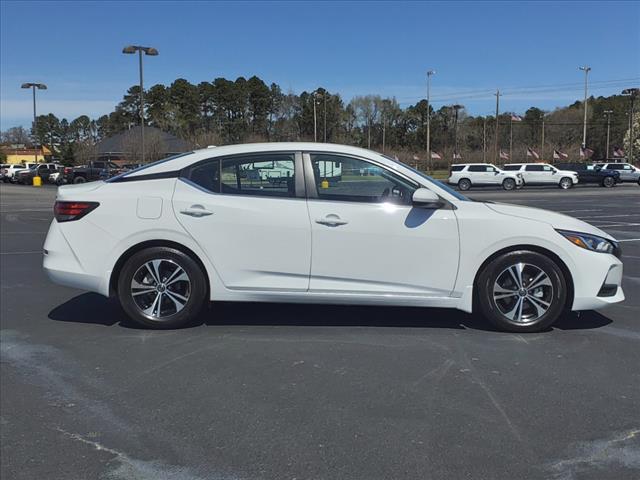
[122,45,158,163]
[21,83,47,164]
[494,89,501,163]
[603,110,613,159]
[540,114,545,161]
[323,93,327,142]
[426,70,435,171]
[312,92,318,142]
[622,88,639,161]
[579,66,591,148]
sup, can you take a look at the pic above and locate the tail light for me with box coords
[64,167,73,174]
[54,201,99,222]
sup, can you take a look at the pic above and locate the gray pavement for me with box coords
[1,182,639,480]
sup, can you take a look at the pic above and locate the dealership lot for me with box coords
[1,183,639,480]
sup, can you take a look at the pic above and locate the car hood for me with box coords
[557,169,578,176]
[485,202,616,241]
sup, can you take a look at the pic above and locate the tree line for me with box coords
[1,75,638,166]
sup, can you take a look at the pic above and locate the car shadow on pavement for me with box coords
[48,293,613,332]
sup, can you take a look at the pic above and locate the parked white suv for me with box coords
[502,163,579,189]
[2,163,37,183]
[448,163,523,191]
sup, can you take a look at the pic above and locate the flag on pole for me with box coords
[526,147,540,159]
[553,149,568,160]
[430,151,442,160]
[453,152,462,160]
[412,155,420,161]
[580,146,594,159]
[499,150,510,160]
[510,114,523,122]
[612,146,625,158]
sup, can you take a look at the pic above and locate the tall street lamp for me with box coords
[122,45,159,163]
[578,66,591,149]
[621,88,639,161]
[452,104,463,157]
[21,82,47,164]
[603,110,613,159]
[426,70,435,171]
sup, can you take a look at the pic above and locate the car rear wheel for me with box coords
[73,176,86,184]
[458,178,472,191]
[502,178,516,190]
[602,176,615,188]
[117,247,207,329]
[559,177,572,189]
[476,250,567,332]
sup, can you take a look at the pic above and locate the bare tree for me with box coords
[121,128,168,163]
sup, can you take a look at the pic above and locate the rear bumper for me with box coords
[43,220,109,296]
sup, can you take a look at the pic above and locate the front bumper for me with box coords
[572,257,625,311]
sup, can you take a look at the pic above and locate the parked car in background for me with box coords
[0,164,9,182]
[502,163,579,189]
[67,160,121,183]
[44,143,624,332]
[48,166,73,185]
[122,163,143,171]
[16,163,61,184]
[554,162,620,187]
[593,162,640,184]
[4,162,38,182]
[448,163,524,190]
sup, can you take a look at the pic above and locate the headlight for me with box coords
[556,229,618,255]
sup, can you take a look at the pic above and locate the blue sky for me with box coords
[1,0,639,128]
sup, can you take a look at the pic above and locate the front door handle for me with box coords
[316,214,348,226]
[180,205,213,217]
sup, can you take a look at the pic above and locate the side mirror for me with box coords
[412,188,444,209]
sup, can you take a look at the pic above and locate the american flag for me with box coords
[526,147,540,159]
[510,114,523,122]
[553,149,568,160]
[430,151,442,160]
[613,146,625,158]
[453,152,462,160]
[580,146,594,159]
[499,150,510,160]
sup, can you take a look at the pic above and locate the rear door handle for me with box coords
[180,205,213,217]
[316,214,348,226]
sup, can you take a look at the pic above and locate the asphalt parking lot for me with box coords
[1,182,639,480]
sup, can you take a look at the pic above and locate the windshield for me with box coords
[381,154,471,201]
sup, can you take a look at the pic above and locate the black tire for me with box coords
[458,178,472,191]
[502,178,516,190]
[558,177,572,189]
[602,176,615,188]
[476,250,567,333]
[117,247,207,329]
[73,176,86,184]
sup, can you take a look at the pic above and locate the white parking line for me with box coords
[618,238,640,243]
[593,223,640,228]
[578,214,640,219]
[557,209,603,213]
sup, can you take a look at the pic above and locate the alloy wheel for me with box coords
[492,262,554,324]
[130,259,191,319]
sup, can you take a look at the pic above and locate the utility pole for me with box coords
[483,117,487,163]
[21,83,47,164]
[426,70,435,170]
[452,104,463,158]
[579,66,591,148]
[494,89,501,164]
[603,110,613,159]
[323,93,327,142]
[622,88,639,161]
[509,116,513,162]
[540,115,545,161]
[382,116,386,153]
[312,92,317,142]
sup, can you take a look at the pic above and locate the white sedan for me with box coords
[43,143,624,332]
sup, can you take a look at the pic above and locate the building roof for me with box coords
[95,126,191,155]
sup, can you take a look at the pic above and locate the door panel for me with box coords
[172,152,311,291]
[305,153,459,296]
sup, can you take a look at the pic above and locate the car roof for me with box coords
[452,163,496,166]
[504,162,551,166]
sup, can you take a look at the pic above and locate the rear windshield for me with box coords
[502,165,521,171]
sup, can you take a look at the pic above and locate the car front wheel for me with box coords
[559,177,573,189]
[502,178,516,190]
[117,247,207,329]
[602,176,615,188]
[476,250,567,332]
[458,178,472,191]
